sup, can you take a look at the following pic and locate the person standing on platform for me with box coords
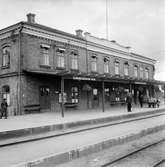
[0,98,8,119]
[126,92,132,112]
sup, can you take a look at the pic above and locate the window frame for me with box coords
[145,68,149,79]
[91,54,97,72]
[2,46,10,68]
[40,44,50,67]
[104,57,109,74]
[124,62,129,76]
[56,48,65,69]
[71,50,79,70]
[134,65,138,78]
[114,60,120,75]
[140,66,144,78]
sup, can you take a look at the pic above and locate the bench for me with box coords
[64,103,78,109]
[24,104,41,114]
[110,101,126,105]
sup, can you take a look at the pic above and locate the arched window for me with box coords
[2,46,10,68]
[124,62,129,76]
[2,85,10,105]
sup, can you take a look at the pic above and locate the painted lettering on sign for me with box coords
[73,77,96,81]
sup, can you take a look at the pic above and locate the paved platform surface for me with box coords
[1,114,165,167]
[0,104,165,132]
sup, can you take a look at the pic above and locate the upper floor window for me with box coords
[134,65,138,77]
[124,62,129,76]
[140,67,144,78]
[71,51,78,70]
[104,57,109,73]
[145,68,149,79]
[57,48,65,68]
[40,44,50,66]
[2,46,10,68]
[2,85,10,105]
[115,61,120,75]
[91,55,97,72]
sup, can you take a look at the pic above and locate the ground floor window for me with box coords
[71,87,79,103]
[2,85,10,105]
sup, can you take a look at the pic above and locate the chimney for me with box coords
[75,29,83,38]
[26,13,36,23]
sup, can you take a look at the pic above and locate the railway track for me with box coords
[101,138,165,167]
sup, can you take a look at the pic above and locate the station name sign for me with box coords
[134,82,147,85]
[73,77,96,81]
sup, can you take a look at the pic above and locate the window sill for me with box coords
[70,69,79,72]
[40,65,51,68]
[1,65,10,69]
[56,67,66,70]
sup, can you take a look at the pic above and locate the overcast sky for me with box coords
[0,0,165,81]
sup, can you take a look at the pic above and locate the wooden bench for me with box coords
[64,103,78,109]
[110,101,126,105]
[24,104,41,114]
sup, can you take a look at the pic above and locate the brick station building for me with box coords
[0,14,164,116]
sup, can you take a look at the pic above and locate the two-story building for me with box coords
[0,14,164,116]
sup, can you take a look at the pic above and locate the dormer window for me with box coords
[71,51,78,70]
[2,46,10,68]
[57,48,65,68]
[104,57,109,73]
[124,62,129,76]
[115,60,120,75]
[91,54,97,72]
[40,44,50,66]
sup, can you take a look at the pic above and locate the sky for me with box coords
[0,0,165,81]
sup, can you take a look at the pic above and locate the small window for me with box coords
[71,87,79,103]
[40,45,50,66]
[115,61,120,75]
[57,48,65,68]
[2,85,10,105]
[124,62,129,76]
[91,55,97,72]
[104,57,109,73]
[2,46,10,68]
[71,51,78,70]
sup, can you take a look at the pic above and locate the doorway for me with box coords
[39,86,51,110]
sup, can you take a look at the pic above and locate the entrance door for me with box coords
[39,86,51,110]
[92,88,99,108]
